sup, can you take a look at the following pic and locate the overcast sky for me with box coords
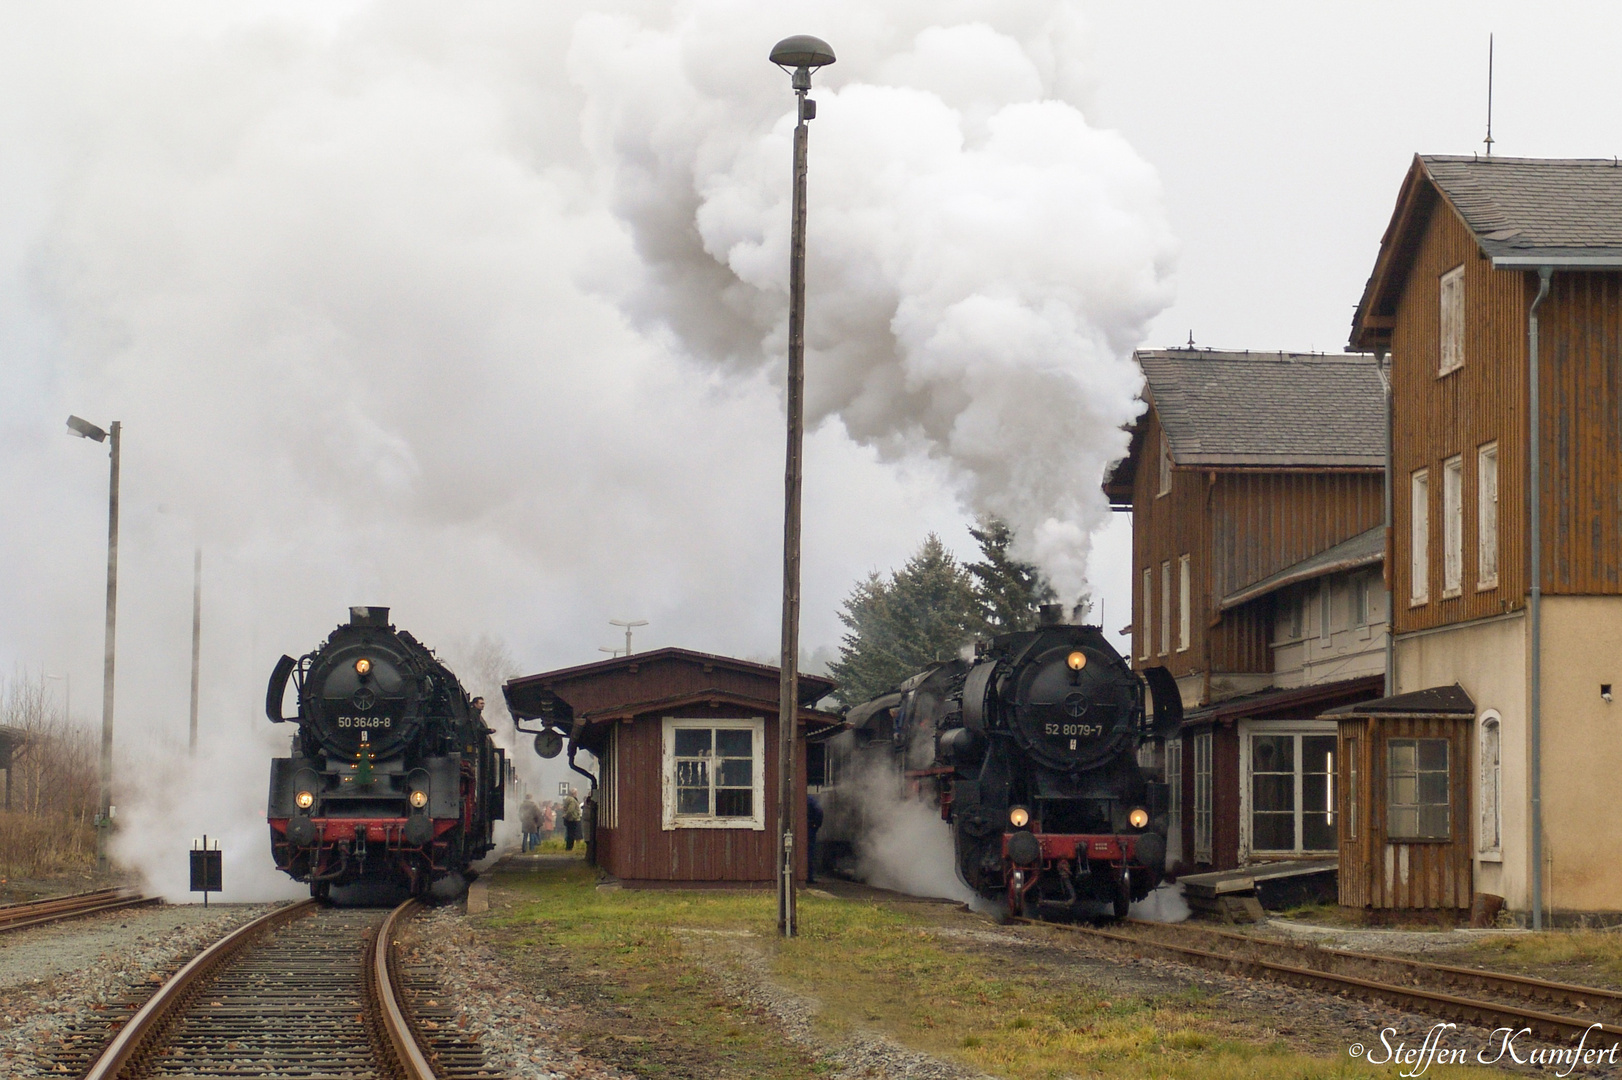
[0,1,1615,894]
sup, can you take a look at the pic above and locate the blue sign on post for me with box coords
[190,836,222,906]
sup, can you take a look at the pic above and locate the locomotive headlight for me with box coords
[1066,650,1087,671]
[1008,805,1031,828]
[295,790,315,810]
[409,789,428,809]
[354,658,372,676]
[1128,807,1149,829]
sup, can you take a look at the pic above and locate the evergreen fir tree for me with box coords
[965,518,1057,633]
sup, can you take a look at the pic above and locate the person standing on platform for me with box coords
[541,800,557,843]
[519,794,541,853]
[563,787,582,851]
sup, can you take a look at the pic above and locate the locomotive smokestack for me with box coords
[349,606,390,628]
[1038,603,1066,626]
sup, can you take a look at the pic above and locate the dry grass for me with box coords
[488,864,1496,1080]
[0,670,98,876]
[1433,929,1622,987]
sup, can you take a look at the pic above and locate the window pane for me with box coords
[1303,812,1336,851]
[717,758,752,787]
[675,729,712,756]
[715,789,753,818]
[1253,813,1295,851]
[1302,736,1336,772]
[1418,739,1449,771]
[1390,806,1419,838]
[1391,776,1417,806]
[677,787,710,815]
[716,729,752,757]
[1303,774,1331,817]
[1420,805,1450,839]
[676,759,710,788]
[1253,774,1294,812]
[1390,741,1416,774]
[1419,772,1449,805]
[1252,735,1294,773]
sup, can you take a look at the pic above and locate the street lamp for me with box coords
[768,33,834,939]
[609,618,648,656]
[67,414,120,870]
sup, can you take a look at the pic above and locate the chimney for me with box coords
[1038,603,1065,626]
[349,606,390,628]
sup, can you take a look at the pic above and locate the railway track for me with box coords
[0,887,160,933]
[64,899,500,1080]
[1018,915,1622,1044]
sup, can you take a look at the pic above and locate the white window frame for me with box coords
[1439,264,1465,375]
[1140,567,1152,660]
[1160,560,1172,656]
[1239,722,1339,858]
[1165,738,1183,867]
[1443,454,1464,598]
[1478,442,1499,590]
[1177,554,1191,652]
[1478,711,1502,861]
[1157,429,1172,497]
[1193,731,1213,864]
[1410,468,1430,605]
[660,716,767,830]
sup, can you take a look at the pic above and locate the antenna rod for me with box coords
[1484,33,1494,157]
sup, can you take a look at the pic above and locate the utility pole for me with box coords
[768,34,835,939]
[68,415,120,872]
[189,547,202,756]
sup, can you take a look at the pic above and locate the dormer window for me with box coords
[1439,265,1464,375]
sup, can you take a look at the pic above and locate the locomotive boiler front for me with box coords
[263,606,505,899]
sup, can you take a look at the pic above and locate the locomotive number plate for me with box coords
[337,716,393,729]
[1045,722,1104,738]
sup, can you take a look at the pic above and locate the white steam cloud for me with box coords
[0,1,1171,899]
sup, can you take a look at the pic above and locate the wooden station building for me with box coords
[1347,155,1622,916]
[503,649,838,888]
[1105,350,1388,875]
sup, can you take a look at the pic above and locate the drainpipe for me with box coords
[1529,266,1552,931]
[1377,346,1393,696]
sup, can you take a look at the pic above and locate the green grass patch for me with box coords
[484,865,1494,1079]
[1431,929,1622,987]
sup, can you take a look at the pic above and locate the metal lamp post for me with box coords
[67,414,120,871]
[768,33,834,939]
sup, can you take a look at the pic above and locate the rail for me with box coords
[1017,916,1622,1043]
[0,888,159,933]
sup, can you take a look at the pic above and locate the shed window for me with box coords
[1345,737,1358,840]
[1443,455,1464,597]
[1387,738,1450,840]
[1479,713,1501,857]
[1165,738,1183,861]
[661,717,766,830]
[600,725,620,829]
[1177,555,1191,652]
[1478,443,1499,589]
[1439,264,1464,375]
[1410,469,1430,604]
[1193,732,1213,863]
[1157,430,1172,496]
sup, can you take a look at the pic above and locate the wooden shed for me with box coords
[1324,685,1475,911]
[503,649,838,887]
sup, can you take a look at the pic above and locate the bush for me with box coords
[0,670,98,876]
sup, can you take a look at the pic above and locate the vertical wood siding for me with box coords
[1336,716,1471,909]
[594,705,807,884]
[1130,408,1209,678]
[1388,203,1529,633]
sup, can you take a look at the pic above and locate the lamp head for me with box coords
[66,415,107,442]
[770,35,835,91]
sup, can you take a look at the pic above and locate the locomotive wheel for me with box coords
[1113,870,1131,919]
[311,881,331,902]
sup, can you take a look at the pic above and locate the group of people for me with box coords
[518,788,582,853]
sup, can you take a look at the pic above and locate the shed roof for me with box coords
[1353,155,1622,349]
[1104,350,1385,499]
[1219,525,1384,611]
[1321,683,1475,719]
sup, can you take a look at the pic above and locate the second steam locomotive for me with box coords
[264,607,506,898]
[829,607,1180,918]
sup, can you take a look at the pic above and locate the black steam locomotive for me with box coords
[264,607,505,898]
[828,610,1180,918]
